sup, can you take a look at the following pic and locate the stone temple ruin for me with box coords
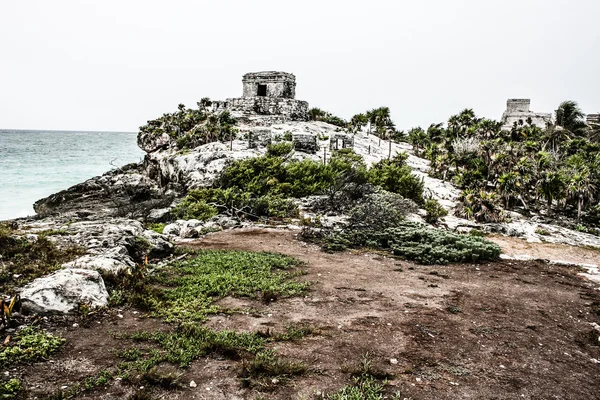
[213,71,309,123]
[500,99,552,130]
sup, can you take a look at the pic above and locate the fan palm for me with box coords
[567,170,595,221]
[555,100,587,137]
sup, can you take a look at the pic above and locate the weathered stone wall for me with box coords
[501,99,551,130]
[292,133,318,154]
[214,97,308,121]
[242,71,296,99]
[329,133,354,150]
[587,113,600,125]
[506,99,531,113]
[247,129,272,149]
[209,71,308,125]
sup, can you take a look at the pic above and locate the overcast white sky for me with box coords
[1,0,599,132]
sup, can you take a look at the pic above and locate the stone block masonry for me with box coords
[212,71,309,123]
[292,133,318,154]
[329,133,354,150]
[501,99,552,130]
[242,71,296,99]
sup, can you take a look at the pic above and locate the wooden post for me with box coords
[368,145,371,154]
[323,147,326,165]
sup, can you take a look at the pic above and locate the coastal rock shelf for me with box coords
[8,72,600,314]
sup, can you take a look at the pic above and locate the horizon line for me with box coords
[0,128,136,133]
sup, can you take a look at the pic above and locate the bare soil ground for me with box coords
[17,228,600,399]
[488,234,600,266]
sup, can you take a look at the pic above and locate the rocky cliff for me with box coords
[7,108,600,315]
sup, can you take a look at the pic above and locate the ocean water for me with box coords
[0,130,144,220]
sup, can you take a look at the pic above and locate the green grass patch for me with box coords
[147,223,166,234]
[144,250,308,322]
[327,376,388,400]
[239,349,307,388]
[120,324,268,369]
[0,378,22,398]
[0,326,65,365]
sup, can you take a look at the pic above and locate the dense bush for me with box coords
[424,198,448,224]
[218,149,371,202]
[304,222,501,265]
[584,204,600,227]
[455,190,505,223]
[139,101,238,150]
[308,108,347,128]
[347,190,418,231]
[173,188,297,220]
[367,153,424,205]
[266,142,294,157]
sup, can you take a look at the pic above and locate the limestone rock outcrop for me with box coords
[20,269,109,314]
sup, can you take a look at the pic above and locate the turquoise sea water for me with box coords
[0,130,144,220]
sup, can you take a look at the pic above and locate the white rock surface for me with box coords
[20,268,109,314]
[63,255,130,274]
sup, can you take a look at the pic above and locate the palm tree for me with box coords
[198,97,212,113]
[371,107,392,146]
[566,170,595,221]
[555,100,587,137]
[427,123,446,144]
[408,127,428,156]
[350,113,368,134]
[537,170,566,215]
[498,171,521,208]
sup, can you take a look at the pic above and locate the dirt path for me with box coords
[20,228,600,399]
[183,228,600,399]
[488,234,600,265]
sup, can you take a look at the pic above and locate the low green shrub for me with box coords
[424,198,448,224]
[305,222,501,265]
[266,142,293,157]
[174,188,298,220]
[367,153,424,205]
[347,190,418,231]
[308,108,347,127]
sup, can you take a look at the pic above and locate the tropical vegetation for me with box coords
[405,101,599,229]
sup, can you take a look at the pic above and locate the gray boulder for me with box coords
[63,255,130,274]
[20,269,109,314]
[162,222,181,236]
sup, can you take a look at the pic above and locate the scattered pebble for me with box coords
[499,365,506,369]
[61,386,68,390]
[450,381,459,386]
[189,380,197,388]
[415,377,422,382]
[72,323,79,328]
[117,314,124,319]
[271,378,279,384]
[390,358,398,365]
[591,358,600,364]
